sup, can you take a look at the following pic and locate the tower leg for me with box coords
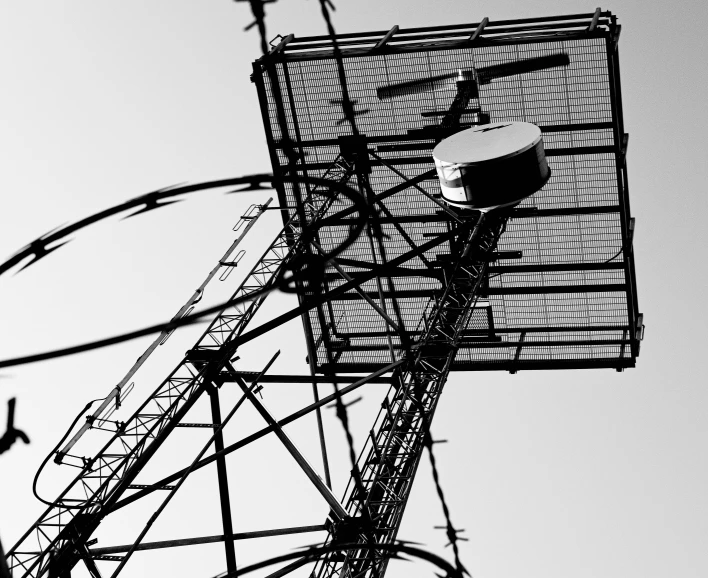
[208,386,237,574]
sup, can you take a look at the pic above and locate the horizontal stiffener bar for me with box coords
[89,525,325,556]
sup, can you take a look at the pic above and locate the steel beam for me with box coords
[228,373,393,384]
[208,387,237,574]
[106,361,404,514]
[488,261,625,274]
[55,199,272,464]
[280,146,615,171]
[369,150,461,223]
[89,526,325,556]
[285,14,603,45]
[312,211,505,578]
[228,365,349,520]
[322,261,624,284]
[276,122,614,151]
[326,258,440,276]
[336,324,631,339]
[326,205,621,225]
[329,338,631,352]
[215,228,456,355]
[275,21,608,61]
[312,242,402,335]
[324,283,628,301]
[322,357,636,374]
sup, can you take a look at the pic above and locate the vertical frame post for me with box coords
[208,387,237,574]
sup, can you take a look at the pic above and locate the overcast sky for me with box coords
[1,2,707,578]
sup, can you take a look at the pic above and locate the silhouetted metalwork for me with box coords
[212,540,464,578]
[254,13,641,374]
[311,211,506,578]
[5,158,370,578]
[5,9,642,578]
[250,9,642,578]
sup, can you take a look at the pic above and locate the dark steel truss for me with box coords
[6,158,355,578]
[252,9,642,374]
[6,11,643,578]
[313,212,506,578]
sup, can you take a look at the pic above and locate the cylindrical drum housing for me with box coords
[433,121,550,211]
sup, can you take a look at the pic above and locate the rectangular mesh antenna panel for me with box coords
[252,11,642,373]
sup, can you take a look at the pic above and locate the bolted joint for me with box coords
[329,515,372,546]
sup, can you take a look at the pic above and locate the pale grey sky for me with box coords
[1,2,707,578]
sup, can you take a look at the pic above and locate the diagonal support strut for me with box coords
[226,363,349,520]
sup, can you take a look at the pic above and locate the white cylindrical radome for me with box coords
[432,121,550,211]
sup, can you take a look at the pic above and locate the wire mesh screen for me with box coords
[253,15,640,372]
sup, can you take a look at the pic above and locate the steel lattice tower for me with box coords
[6,11,642,578]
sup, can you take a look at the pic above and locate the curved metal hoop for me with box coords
[0,174,367,369]
[215,541,464,578]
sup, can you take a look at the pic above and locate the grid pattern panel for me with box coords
[255,21,639,371]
